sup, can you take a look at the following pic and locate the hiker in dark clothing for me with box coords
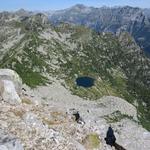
[105,126,116,147]
[73,111,80,122]
[105,126,126,150]
[73,111,85,124]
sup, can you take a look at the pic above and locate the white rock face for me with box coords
[99,96,138,120]
[23,112,64,143]
[0,69,22,95]
[0,80,21,104]
[0,129,23,150]
[114,119,150,150]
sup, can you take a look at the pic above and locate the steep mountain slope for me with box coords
[143,8,150,18]
[0,13,150,130]
[49,4,150,54]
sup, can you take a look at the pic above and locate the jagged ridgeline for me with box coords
[0,13,150,130]
[49,5,150,54]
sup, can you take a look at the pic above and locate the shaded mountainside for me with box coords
[143,8,150,18]
[49,4,150,54]
[0,13,150,130]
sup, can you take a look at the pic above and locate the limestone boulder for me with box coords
[0,80,21,104]
[0,69,22,95]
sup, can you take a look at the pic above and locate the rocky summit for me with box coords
[0,10,150,150]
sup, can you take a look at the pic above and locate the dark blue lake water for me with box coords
[76,77,95,88]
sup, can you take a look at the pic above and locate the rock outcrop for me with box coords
[99,96,137,120]
[18,81,150,150]
[0,69,22,104]
[0,77,150,149]
[0,69,22,95]
[0,80,21,104]
[0,129,23,150]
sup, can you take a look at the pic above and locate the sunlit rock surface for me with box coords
[0,80,21,104]
[0,129,23,150]
[0,69,22,95]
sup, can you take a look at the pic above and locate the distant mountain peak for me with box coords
[15,8,32,17]
[68,4,92,13]
[72,4,87,9]
[16,8,27,13]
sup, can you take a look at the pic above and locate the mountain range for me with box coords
[1,4,150,54]
[48,4,150,54]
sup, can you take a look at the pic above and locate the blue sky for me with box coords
[0,0,150,11]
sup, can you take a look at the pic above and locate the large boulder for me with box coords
[0,80,21,104]
[0,69,22,95]
[0,69,22,104]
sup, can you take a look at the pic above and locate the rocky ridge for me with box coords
[0,69,150,150]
